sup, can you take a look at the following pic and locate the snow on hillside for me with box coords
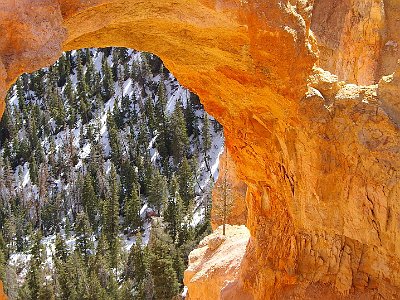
[3,48,224,284]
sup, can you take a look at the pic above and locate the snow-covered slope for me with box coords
[0,47,224,292]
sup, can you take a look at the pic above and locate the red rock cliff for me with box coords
[0,1,400,299]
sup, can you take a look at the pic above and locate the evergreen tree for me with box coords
[29,155,39,185]
[76,53,91,123]
[144,98,156,135]
[0,246,6,283]
[0,102,15,146]
[155,77,167,129]
[125,235,151,300]
[75,211,94,261]
[171,102,189,163]
[164,190,184,242]
[177,157,195,208]
[59,252,89,300]
[173,247,185,284]
[103,164,120,269]
[27,230,44,300]
[85,48,95,92]
[147,169,168,214]
[107,114,121,167]
[82,174,99,228]
[202,112,212,156]
[149,225,179,300]
[124,182,142,230]
[55,233,68,263]
[16,78,25,112]
[185,95,197,137]
[57,53,68,86]
[120,161,137,200]
[64,75,76,125]
[101,57,114,101]
[31,70,45,99]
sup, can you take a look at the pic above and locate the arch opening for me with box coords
[0,46,237,299]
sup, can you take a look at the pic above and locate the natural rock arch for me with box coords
[1,0,400,299]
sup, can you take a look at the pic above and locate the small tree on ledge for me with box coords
[215,147,233,236]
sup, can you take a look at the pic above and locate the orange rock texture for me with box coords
[184,225,250,300]
[211,149,247,230]
[0,0,400,299]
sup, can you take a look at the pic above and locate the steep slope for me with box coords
[0,47,223,298]
[0,1,399,299]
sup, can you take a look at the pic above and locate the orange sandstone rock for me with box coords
[211,149,247,230]
[184,225,250,300]
[378,61,400,126]
[0,1,399,299]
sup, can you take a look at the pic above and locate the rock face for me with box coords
[211,149,247,230]
[184,225,250,300]
[0,1,400,299]
[378,62,400,126]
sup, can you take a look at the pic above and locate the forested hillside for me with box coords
[0,47,223,299]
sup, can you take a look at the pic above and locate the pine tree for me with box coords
[75,211,94,262]
[101,57,115,101]
[215,148,234,236]
[57,53,68,86]
[177,157,195,208]
[27,230,44,300]
[31,69,45,99]
[173,247,185,284]
[16,78,25,112]
[171,101,189,163]
[164,190,184,242]
[155,76,172,175]
[144,98,156,135]
[113,98,124,129]
[82,174,99,228]
[65,81,77,126]
[112,49,120,82]
[202,112,212,156]
[124,182,142,230]
[137,119,150,154]
[85,48,95,92]
[107,114,121,167]
[185,95,197,137]
[155,76,167,129]
[29,155,39,185]
[55,233,68,263]
[0,102,15,146]
[147,169,168,214]
[3,216,16,253]
[124,235,151,300]
[60,252,89,300]
[76,53,91,123]
[149,225,179,300]
[120,161,137,200]
[0,246,6,282]
[123,61,130,81]
[48,83,66,127]
[103,164,120,269]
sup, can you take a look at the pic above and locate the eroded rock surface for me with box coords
[184,225,250,300]
[211,149,247,230]
[0,1,400,299]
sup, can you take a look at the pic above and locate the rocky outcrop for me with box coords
[311,0,385,85]
[184,225,250,300]
[0,1,400,299]
[378,61,400,126]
